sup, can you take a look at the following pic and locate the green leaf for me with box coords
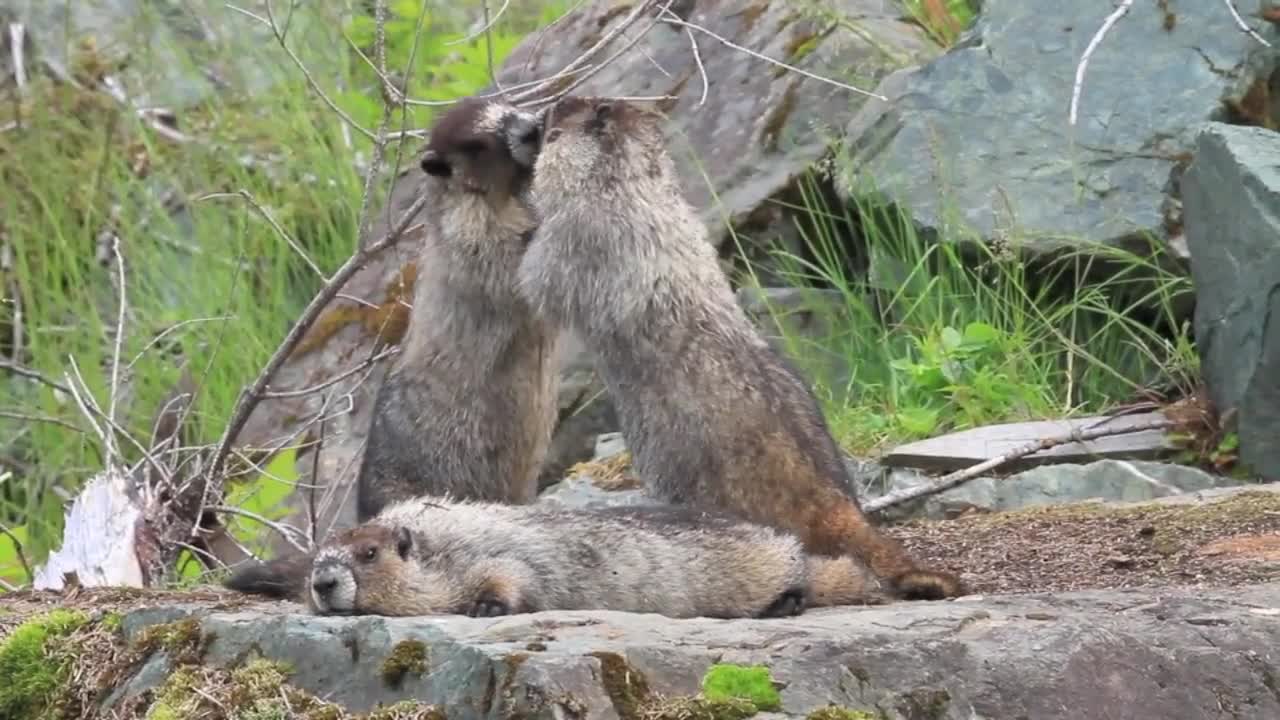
[895,406,941,436]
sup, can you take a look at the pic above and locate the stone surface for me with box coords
[842,0,1279,256]
[1184,121,1280,483]
[872,458,1250,522]
[881,412,1178,472]
[99,583,1280,719]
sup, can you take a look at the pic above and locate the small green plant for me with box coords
[736,167,1197,455]
[903,0,977,47]
[700,664,782,712]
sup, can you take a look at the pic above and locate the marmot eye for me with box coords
[594,103,612,122]
[362,547,378,562]
[545,128,563,143]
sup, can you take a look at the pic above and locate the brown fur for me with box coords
[354,97,560,521]
[224,496,892,618]
[517,97,963,600]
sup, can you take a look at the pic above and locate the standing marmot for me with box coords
[224,496,891,618]
[355,97,561,521]
[516,97,963,600]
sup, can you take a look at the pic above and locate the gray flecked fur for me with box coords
[355,97,561,521]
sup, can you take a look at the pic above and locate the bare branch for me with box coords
[263,347,398,398]
[0,359,73,395]
[657,13,887,102]
[127,315,234,372]
[206,504,310,554]
[197,191,327,281]
[106,237,128,460]
[864,416,1177,513]
[225,2,377,140]
[1069,0,1135,127]
[0,409,87,434]
[1221,0,1272,47]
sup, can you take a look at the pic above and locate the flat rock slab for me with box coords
[882,412,1177,472]
[83,583,1280,720]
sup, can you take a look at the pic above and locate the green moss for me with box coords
[807,707,879,720]
[134,617,206,665]
[0,608,90,720]
[380,640,428,689]
[700,664,781,712]
[591,651,652,720]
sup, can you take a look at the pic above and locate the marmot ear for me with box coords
[394,526,413,559]
[420,149,452,178]
[594,102,613,124]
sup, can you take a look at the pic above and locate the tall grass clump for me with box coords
[0,0,559,584]
[737,172,1197,455]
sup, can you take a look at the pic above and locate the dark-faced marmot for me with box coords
[355,97,561,521]
[224,495,891,618]
[515,97,963,600]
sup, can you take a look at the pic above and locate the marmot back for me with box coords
[355,97,561,521]
[517,97,963,601]
[225,496,891,619]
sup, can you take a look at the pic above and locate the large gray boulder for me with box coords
[842,1,1279,256]
[1184,121,1280,481]
[99,583,1280,719]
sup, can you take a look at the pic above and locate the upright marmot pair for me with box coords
[231,93,961,614]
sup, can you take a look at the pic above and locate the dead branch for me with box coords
[864,416,1178,513]
[657,13,887,102]
[1222,0,1272,46]
[1070,0,1134,127]
[0,359,73,395]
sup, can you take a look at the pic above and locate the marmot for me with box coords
[223,496,891,619]
[516,97,963,600]
[355,97,561,521]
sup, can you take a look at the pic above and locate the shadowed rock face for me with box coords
[1184,122,1280,483]
[100,583,1280,719]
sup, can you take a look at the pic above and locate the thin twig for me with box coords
[680,20,709,108]
[450,0,513,46]
[262,347,397,398]
[509,0,659,104]
[1069,0,1135,127]
[531,0,677,106]
[1221,0,1271,46]
[658,14,888,102]
[0,409,87,434]
[0,360,73,395]
[206,504,309,553]
[226,3,376,140]
[0,522,32,582]
[865,417,1177,513]
[198,191,327,281]
[105,237,128,460]
[126,315,234,372]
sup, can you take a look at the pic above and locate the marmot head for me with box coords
[419,97,543,204]
[533,96,670,193]
[308,524,418,615]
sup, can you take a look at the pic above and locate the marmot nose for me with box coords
[312,576,337,598]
